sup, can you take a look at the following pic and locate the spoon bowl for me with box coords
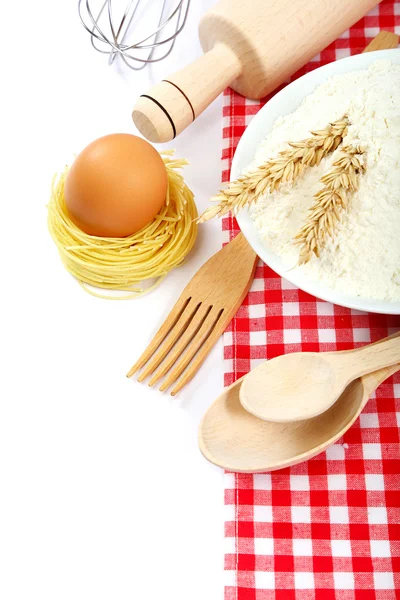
[199,363,399,472]
[240,334,400,422]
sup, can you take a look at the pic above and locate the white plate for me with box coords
[233,49,400,315]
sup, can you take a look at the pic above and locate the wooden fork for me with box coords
[127,233,258,395]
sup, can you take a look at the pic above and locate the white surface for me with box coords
[1,2,225,599]
[234,49,400,315]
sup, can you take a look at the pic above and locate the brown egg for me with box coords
[64,134,168,237]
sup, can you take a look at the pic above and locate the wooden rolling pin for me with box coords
[132,0,382,143]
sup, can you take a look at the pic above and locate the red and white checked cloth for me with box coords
[222,3,400,599]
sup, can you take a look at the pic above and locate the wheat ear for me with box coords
[197,117,349,223]
[295,145,366,265]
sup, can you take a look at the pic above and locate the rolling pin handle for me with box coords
[132,44,242,143]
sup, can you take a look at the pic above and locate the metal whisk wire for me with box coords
[78,0,191,70]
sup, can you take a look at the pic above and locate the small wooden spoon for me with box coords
[199,362,399,473]
[240,334,400,422]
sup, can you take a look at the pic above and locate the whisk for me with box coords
[78,0,191,70]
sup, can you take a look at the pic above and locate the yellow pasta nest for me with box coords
[47,151,198,299]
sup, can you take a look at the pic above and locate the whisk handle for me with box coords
[132,44,242,143]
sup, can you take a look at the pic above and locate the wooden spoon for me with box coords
[199,361,399,473]
[239,334,400,423]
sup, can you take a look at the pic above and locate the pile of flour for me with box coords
[249,60,400,302]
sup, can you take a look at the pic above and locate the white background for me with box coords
[1,2,226,599]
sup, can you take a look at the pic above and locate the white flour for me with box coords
[249,60,400,302]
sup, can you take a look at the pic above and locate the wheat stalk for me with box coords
[295,144,366,265]
[197,116,349,223]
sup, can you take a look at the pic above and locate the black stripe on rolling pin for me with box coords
[162,80,196,122]
[140,94,176,139]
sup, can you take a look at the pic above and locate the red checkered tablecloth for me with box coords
[222,3,400,599]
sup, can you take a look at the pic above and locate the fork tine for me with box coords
[148,304,213,387]
[161,309,225,394]
[170,317,225,396]
[126,296,191,378]
[136,300,201,382]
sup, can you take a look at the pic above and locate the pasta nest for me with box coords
[48,151,198,299]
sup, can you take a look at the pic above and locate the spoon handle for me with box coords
[349,335,400,378]
[361,363,400,407]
